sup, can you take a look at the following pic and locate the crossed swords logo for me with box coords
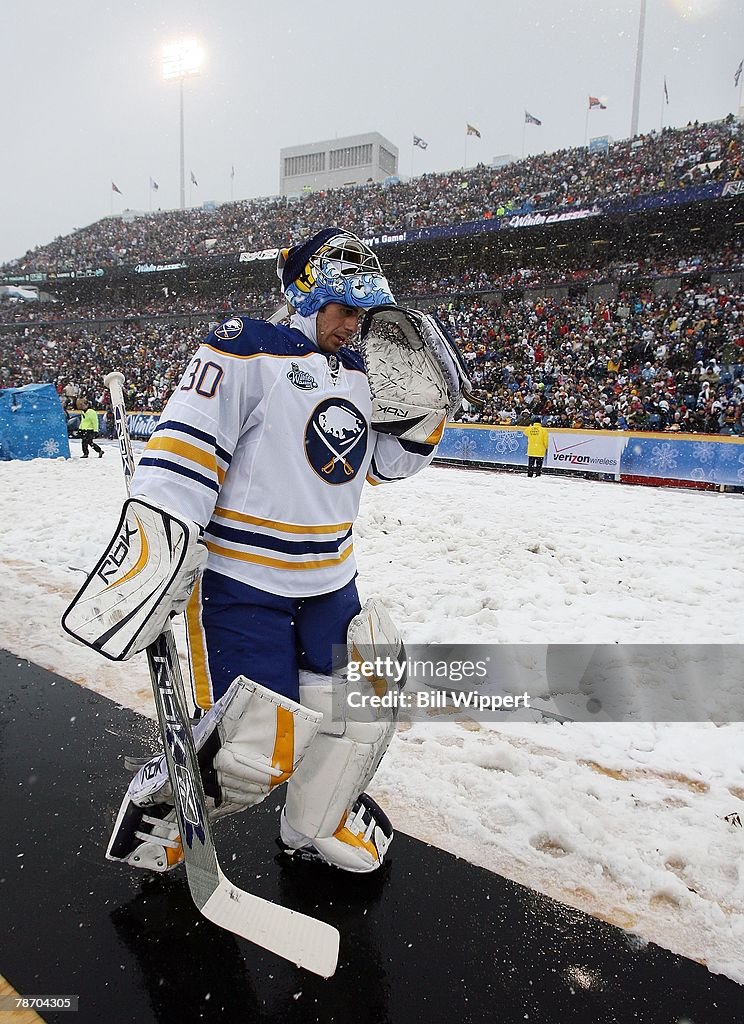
[312,420,366,476]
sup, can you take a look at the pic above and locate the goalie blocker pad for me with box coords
[361,304,482,445]
[61,497,207,661]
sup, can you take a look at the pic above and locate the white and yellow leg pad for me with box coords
[209,676,323,808]
[280,598,404,873]
[107,676,322,872]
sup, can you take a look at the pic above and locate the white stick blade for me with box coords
[201,874,340,978]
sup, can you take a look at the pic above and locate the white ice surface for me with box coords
[1,439,743,982]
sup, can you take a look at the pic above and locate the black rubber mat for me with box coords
[0,650,739,1024]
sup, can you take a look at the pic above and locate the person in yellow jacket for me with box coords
[522,415,549,478]
[76,397,104,459]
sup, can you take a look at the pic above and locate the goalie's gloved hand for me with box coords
[361,304,481,445]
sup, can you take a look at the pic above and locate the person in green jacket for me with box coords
[77,398,104,459]
[522,415,549,478]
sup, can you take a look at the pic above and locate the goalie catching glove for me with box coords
[361,304,482,445]
[62,497,207,660]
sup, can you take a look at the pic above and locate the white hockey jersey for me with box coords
[130,315,436,597]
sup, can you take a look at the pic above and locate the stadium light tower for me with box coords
[162,39,203,210]
[630,0,647,139]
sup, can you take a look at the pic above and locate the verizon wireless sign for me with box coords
[545,433,627,476]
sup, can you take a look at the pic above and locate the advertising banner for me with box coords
[437,425,744,486]
[126,412,160,439]
[545,432,627,476]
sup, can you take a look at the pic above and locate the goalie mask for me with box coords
[277,228,395,318]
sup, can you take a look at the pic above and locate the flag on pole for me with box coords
[150,177,159,191]
[524,110,542,125]
[588,95,607,110]
[190,171,199,187]
[663,78,669,104]
[466,123,481,138]
[230,164,235,179]
[413,134,428,149]
[111,181,122,195]
[735,60,743,88]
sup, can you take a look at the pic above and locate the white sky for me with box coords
[1,445,743,979]
[1,0,743,264]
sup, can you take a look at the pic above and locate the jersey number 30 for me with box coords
[180,359,224,398]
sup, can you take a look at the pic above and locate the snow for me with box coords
[1,439,743,982]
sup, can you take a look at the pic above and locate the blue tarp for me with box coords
[0,383,70,461]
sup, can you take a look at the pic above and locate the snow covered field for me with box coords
[1,441,743,982]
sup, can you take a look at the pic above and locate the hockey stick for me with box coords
[102,371,340,977]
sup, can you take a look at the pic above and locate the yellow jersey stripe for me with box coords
[146,436,224,484]
[202,344,317,363]
[213,506,352,535]
[205,539,354,571]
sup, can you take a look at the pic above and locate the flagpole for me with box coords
[584,106,590,146]
[149,179,152,214]
[464,134,467,169]
[411,142,414,178]
[522,118,526,158]
[739,64,744,120]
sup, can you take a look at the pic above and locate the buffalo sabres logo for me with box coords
[215,317,244,340]
[305,398,368,484]
[287,362,318,390]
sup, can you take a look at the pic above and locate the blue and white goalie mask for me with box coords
[277,228,394,318]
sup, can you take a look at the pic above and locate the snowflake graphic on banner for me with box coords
[692,442,716,464]
[719,444,739,464]
[690,466,717,483]
[489,431,520,455]
[650,444,679,472]
[39,438,60,456]
[454,436,477,460]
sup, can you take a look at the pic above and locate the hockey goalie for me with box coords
[63,227,477,876]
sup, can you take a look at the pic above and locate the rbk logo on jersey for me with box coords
[215,318,244,340]
[287,362,318,390]
[305,398,368,484]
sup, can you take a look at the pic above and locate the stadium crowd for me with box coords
[1,240,742,326]
[445,282,744,434]
[2,118,741,275]
[2,281,742,436]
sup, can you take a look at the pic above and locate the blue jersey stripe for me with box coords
[205,521,353,556]
[139,457,220,493]
[154,419,232,465]
[370,454,407,482]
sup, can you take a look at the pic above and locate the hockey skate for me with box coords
[278,793,393,873]
[108,781,183,872]
[106,676,322,874]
